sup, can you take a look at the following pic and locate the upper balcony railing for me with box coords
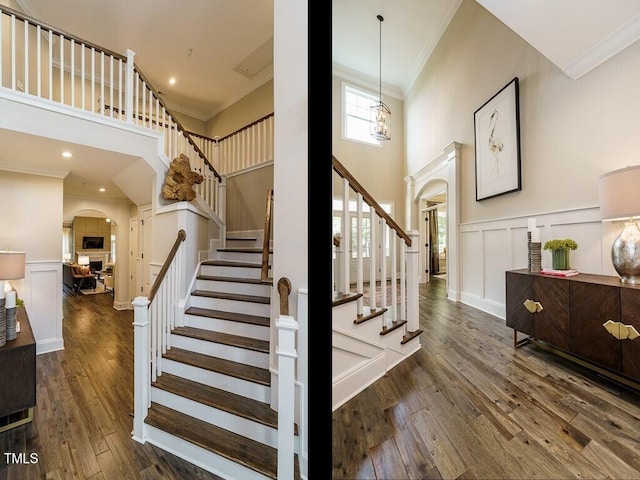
[0,5,222,215]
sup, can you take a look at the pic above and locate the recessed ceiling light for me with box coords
[99,187,106,192]
[62,151,72,158]
[169,77,176,85]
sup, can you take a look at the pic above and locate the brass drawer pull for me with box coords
[524,299,543,313]
[603,320,640,340]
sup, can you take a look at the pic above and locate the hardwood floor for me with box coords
[0,287,223,479]
[332,277,640,479]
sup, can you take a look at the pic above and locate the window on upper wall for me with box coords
[342,84,381,147]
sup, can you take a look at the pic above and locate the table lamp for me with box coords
[78,256,90,267]
[0,251,26,294]
[63,253,71,263]
[599,165,640,283]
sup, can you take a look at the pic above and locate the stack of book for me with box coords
[540,268,579,277]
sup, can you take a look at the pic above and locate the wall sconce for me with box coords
[599,165,640,283]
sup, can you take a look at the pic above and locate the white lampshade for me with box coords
[0,251,26,280]
[599,165,640,221]
[63,253,71,262]
[78,256,90,266]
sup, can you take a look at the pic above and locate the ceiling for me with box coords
[332,0,640,98]
[17,0,274,122]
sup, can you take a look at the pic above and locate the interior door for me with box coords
[129,217,139,301]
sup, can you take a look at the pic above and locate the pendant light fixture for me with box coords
[371,14,391,141]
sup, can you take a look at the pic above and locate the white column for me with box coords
[406,230,420,332]
[125,49,135,124]
[132,295,150,443]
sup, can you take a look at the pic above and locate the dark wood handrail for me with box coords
[132,66,222,182]
[0,5,127,62]
[148,229,186,305]
[332,155,411,246]
[261,188,274,281]
[186,112,274,145]
[277,277,292,316]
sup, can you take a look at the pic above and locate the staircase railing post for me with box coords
[333,233,344,294]
[406,230,420,332]
[218,176,227,248]
[125,49,135,124]
[276,313,298,480]
[132,295,150,443]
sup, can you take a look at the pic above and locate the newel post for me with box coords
[125,49,136,124]
[276,278,297,480]
[406,230,420,333]
[132,295,150,443]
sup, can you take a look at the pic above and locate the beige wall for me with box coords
[72,216,113,257]
[0,171,63,260]
[206,80,274,138]
[331,76,406,230]
[226,165,274,233]
[406,0,640,226]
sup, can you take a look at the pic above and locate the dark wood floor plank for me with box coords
[411,408,467,479]
[370,437,410,480]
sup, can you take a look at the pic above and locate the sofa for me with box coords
[63,263,97,292]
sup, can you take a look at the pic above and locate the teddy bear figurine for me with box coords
[162,153,204,202]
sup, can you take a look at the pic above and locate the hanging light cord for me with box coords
[377,14,383,102]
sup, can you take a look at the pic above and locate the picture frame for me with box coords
[474,77,521,201]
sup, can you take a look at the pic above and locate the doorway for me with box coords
[424,196,447,282]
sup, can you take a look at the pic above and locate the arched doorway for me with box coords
[406,142,461,301]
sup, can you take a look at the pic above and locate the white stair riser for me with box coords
[224,238,260,249]
[151,387,279,448]
[200,264,262,279]
[144,425,272,480]
[190,296,270,317]
[184,314,270,341]
[196,278,271,296]
[163,358,270,403]
[171,334,269,368]
[216,250,271,263]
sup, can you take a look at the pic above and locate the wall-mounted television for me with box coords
[82,236,104,249]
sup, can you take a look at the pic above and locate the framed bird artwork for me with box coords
[474,77,521,201]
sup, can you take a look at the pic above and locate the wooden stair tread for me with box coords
[353,307,388,325]
[402,329,423,344]
[332,292,362,307]
[185,306,270,327]
[164,348,271,386]
[145,402,300,480]
[380,319,407,336]
[192,289,270,304]
[197,274,272,285]
[202,259,262,268]
[152,373,290,431]
[173,326,269,354]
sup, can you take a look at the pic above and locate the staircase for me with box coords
[142,237,300,480]
[332,291,422,410]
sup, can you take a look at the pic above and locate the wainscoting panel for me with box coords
[483,228,510,308]
[22,262,64,354]
[458,207,607,320]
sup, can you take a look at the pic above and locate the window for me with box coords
[343,84,380,146]
[332,200,393,258]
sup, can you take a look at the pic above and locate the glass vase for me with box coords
[552,249,569,270]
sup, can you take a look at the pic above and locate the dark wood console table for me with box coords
[506,269,640,389]
[0,306,36,432]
